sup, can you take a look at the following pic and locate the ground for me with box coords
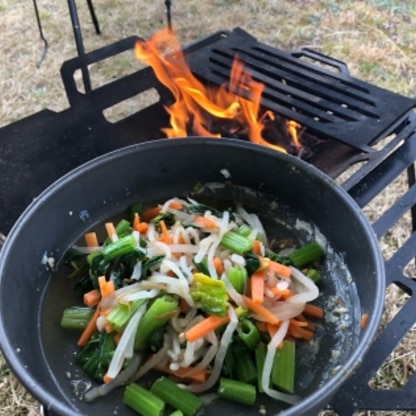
[0,0,415,415]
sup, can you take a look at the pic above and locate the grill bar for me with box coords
[372,183,416,238]
[210,48,379,121]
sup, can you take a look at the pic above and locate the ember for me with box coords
[134,29,322,157]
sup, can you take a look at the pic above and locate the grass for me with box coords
[0,0,415,415]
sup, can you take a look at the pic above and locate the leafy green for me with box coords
[76,331,116,381]
[190,273,228,316]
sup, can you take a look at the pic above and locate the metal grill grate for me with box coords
[186,28,416,152]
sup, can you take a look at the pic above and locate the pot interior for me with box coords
[0,138,384,416]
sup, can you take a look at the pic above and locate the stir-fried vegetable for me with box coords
[61,197,326,412]
[218,377,257,406]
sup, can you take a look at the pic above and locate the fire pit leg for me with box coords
[32,0,48,68]
[86,0,101,34]
[67,0,92,92]
[165,0,172,29]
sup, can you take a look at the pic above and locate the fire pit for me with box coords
[1,26,416,414]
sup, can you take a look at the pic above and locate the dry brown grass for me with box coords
[1,0,416,415]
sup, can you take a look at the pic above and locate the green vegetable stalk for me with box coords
[220,231,253,254]
[255,344,267,393]
[150,376,203,416]
[102,234,139,261]
[234,349,257,384]
[226,266,247,294]
[271,339,296,393]
[217,377,257,406]
[287,242,324,268]
[123,383,165,416]
[60,307,94,330]
[115,218,133,238]
[105,298,147,332]
[306,268,321,283]
[236,318,261,350]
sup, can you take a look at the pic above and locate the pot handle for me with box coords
[290,48,350,76]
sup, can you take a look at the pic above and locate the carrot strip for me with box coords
[295,313,307,322]
[267,259,292,279]
[252,240,263,255]
[133,212,149,233]
[271,287,293,300]
[303,303,324,319]
[103,322,114,334]
[154,362,207,383]
[255,321,268,333]
[267,322,289,349]
[99,308,112,317]
[185,314,230,343]
[266,322,280,339]
[168,200,184,210]
[193,215,217,228]
[105,222,117,241]
[306,321,316,331]
[137,222,149,233]
[159,220,173,244]
[113,332,122,345]
[177,235,186,244]
[250,271,265,304]
[98,275,107,295]
[295,314,316,331]
[360,313,369,329]
[103,373,113,384]
[289,318,309,327]
[84,232,99,247]
[133,212,140,229]
[104,281,115,297]
[77,306,100,347]
[285,334,296,342]
[241,295,279,325]
[288,323,314,341]
[213,256,224,275]
[142,206,161,221]
[98,275,115,297]
[83,288,101,307]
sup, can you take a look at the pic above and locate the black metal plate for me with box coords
[0,37,173,233]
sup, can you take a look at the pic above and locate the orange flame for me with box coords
[134,29,288,152]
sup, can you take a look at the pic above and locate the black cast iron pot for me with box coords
[0,138,384,415]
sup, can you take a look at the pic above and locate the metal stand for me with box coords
[34,0,173,91]
[86,0,101,34]
[67,0,94,92]
[165,0,172,30]
[33,0,48,67]
[32,0,100,90]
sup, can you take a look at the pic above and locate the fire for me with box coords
[134,29,299,153]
